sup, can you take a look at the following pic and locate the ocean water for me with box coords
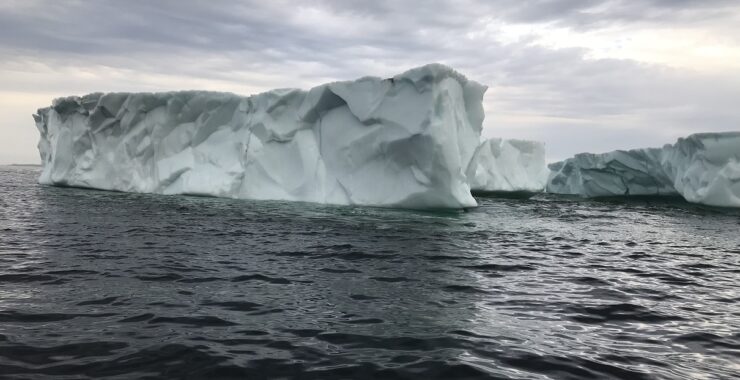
[0,165,738,380]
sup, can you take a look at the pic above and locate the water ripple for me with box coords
[1,165,739,379]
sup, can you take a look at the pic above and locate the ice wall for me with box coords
[34,64,488,209]
[547,132,740,208]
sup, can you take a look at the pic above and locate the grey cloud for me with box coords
[2,1,737,62]
[318,0,740,30]
[491,0,740,28]
[0,0,738,163]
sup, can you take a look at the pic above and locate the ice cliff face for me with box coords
[547,132,740,208]
[466,138,548,194]
[35,64,489,209]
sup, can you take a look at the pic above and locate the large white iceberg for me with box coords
[547,132,740,208]
[35,64,495,209]
[466,138,548,194]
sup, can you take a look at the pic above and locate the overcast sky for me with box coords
[1,0,739,164]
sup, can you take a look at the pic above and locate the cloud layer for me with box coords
[2,0,739,163]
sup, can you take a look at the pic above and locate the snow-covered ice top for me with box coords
[35,64,494,209]
[547,132,740,208]
[466,138,548,194]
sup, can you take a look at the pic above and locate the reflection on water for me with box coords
[0,165,739,379]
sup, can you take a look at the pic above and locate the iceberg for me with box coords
[34,64,490,209]
[547,132,740,208]
[466,138,548,195]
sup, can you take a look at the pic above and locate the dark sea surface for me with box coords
[0,165,738,379]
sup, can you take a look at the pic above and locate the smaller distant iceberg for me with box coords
[547,132,740,208]
[466,138,548,195]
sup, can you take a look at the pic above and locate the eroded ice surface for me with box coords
[547,132,740,208]
[35,64,489,209]
[466,138,548,194]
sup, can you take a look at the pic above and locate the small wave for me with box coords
[565,303,685,324]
